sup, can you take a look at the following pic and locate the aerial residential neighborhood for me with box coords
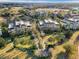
[0,1,79,59]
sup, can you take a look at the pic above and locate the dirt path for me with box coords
[0,43,14,55]
[50,31,79,59]
[0,42,26,59]
[66,31,79,59]
[77,46,79,59]
[32,21,44,49]
[68,31,79,59]
[69,31,79,44]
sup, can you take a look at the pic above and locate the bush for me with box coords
[0,37,6,48]
[14,36,35,49]
[64,30,73,39]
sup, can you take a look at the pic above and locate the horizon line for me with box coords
[0,1,79,3]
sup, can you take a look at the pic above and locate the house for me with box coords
[25,21,32,27]
[61,15,79,30]
[38,18,60,31]
[36,8,69,13]
[8,20,32,35]
[15,21,21,26]
[8,23,14,29]
[71,7,79,14]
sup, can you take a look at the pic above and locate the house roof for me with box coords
[20,20,25,25]
[8,23,14,29]
[73,16,79,19]
[15,21,20,25]
[40,19,59,25]
[44,19,54,23]
[68,17,79,22]
[20,16,31,20]
[52,21,59,25]
[0,28,2,35]
[44,19,49,23]
[39,21,44,25]
[25,21,31,26]
[48,19,53,23]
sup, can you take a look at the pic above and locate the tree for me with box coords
[0,8,10,17]
[56,17,62,32]
[19,8,30,16]
[1,22,9,37]
[0,37,6,48]
[57,13,64,19]
[14,36,35,49]
[64,30,73,39]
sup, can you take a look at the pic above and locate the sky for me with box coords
[0,0,79,3]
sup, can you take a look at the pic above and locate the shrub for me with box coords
[0,37,6,48]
